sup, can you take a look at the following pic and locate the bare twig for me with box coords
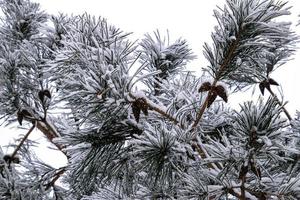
[11,123,36,159]
[19,103,66,155]
[241,175,246,200]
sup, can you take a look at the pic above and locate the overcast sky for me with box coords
[1,0,300,168]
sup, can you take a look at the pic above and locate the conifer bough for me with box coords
[0,0,299,199]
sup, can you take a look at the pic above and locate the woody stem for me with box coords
[11,123,36,159]
[45,167,66,190]
[189,26,242,172]
[266,87,292,121]
[129,93,184,128]
[193,22,243,129]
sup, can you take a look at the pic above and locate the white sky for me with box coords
[1,0,300,168]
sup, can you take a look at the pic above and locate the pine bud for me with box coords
[38,90,51,102]
[3,155,20,164]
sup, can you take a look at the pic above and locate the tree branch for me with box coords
[36,120,66,155]
[241,175,246,200]
[129,93,183,128]
[266,87,292,121]
[192,29,241,129]
[11,123,36,159]
[227,188,242,199]
[186,28,243,171]
[44,167,66,191]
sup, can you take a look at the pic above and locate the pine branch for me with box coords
[130,92,221,170]
[185,26,243,171]
[10,120,68,188]
[266,87,292,121]
[0,0,298,198]
[192,96,209,129]
[44,167,66,191]
[36,120,66,154]
[227,188,242,199]
[19,112,66,155]
[11,123,35,159]
[193,29,242,129]
[245,188,268,200]
[129,93,183,128]
[191,141,216,169]
[240,173,246,200]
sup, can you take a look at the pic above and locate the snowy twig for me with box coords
[11,123,36,160]
[129,92,184,128]
[266,87,292,121]
[44,167,66,190]
[36,120,66,154]
[186,26,243,172]
[192,28,241,129]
